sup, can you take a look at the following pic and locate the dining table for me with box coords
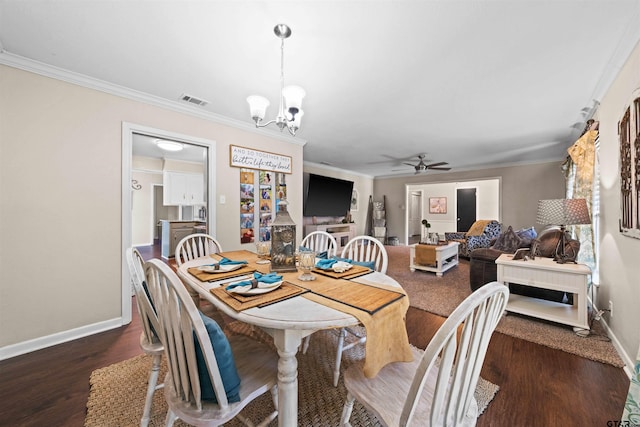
[177,249,413,427]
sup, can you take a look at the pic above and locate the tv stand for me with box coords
[304,223,356,254]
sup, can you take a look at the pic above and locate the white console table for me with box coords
[304,223,356,253]
[495,254,591,332]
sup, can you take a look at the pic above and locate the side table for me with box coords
[495,253,591,333]
[409,242,459,276]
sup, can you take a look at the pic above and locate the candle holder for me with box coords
[298,251,316,281]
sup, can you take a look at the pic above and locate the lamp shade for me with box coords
[247,95,270,121]
[536,199,591,226]
[282,85,305,111]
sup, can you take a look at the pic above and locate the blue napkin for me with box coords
[315,258,337,270]
[225,272,283,290]
[219,257,248,265]
[315,256,353,270]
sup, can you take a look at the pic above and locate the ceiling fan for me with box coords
[397,154,451,174]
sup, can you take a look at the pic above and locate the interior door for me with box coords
[456,188,477,232]
[408,191,422,238]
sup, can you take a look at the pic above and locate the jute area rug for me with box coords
[85,326,498,426]
[386,245,624,367]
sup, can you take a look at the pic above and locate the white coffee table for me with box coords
[409,242,459,276]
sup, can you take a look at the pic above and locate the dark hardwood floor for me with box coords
[0,242,629,426]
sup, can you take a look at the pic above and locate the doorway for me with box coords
[456,188,477,232]
[408,191,423,244]
[122,122,216,325]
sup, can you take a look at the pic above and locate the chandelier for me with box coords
[247,24,305,136]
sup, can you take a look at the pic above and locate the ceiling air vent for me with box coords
[179,93,209,107]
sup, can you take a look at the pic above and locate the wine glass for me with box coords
[256,241,271,264]
[298,251,316,281]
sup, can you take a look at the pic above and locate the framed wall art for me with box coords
[429,197,447,214]
[619,90,640,240]
[350,189,359,212]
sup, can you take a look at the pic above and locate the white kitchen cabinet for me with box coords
[163,171,204,205]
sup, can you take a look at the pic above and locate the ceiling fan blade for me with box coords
[429,167,452,170]
[403,162,416,166]
[425,161,448,168]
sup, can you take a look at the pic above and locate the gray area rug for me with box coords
[386,245,624,367]
[85,326,498,426]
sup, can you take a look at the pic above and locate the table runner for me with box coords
[287,273,413,378]
[197,250,413,378]
[415,244,437,266]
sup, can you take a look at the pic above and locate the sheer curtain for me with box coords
[562,120,599,281]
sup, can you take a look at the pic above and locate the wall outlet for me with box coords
[609,300,613,318]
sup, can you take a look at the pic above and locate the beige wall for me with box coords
[374,162,566,241]
[595,38,640,362]
[0,64,303,351]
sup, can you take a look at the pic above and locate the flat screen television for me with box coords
[304,174,354,217]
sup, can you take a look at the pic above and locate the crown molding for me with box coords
[0,50,306,147]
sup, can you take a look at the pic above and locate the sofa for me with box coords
[469,226,580,303]
[445,220,502,258]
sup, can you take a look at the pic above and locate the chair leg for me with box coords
[334,328,347,387]
[164,409,178,427]
[302,335,311,354]
[142,353,162,427]
[340,391,355,426]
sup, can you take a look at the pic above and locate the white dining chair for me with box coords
[300,230,338,259]
[125,247,164,427]
[175,233,223,267]
[312,235,390,386]
[305,235,390,386]
[300,231,339,354]
[144,259,279,427]
[341,235,388,274]
[340,281,509,427]
[175,233,223,310]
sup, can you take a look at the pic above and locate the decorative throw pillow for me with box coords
[516,226,538,247]
[195,311,241,403]
[491,226,523,253]
[466,220,492,236]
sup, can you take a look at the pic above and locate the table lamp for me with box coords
[536,199,591,263]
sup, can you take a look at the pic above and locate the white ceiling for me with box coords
[2,1,640,177]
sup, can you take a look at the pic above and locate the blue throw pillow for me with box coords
[516,226,538,247]
[194,312,241,403]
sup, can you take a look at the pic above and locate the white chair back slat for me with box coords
[175,233,223,266]
[341,235,388,274]
[301,231,338,258]
[401,282,509,426]
[126,248,161,344]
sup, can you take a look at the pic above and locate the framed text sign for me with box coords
[230,145,292,174]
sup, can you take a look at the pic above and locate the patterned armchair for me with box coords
[445,220,502,258]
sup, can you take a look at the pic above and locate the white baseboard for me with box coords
[591,300,634,378]
[0,317,124,361]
